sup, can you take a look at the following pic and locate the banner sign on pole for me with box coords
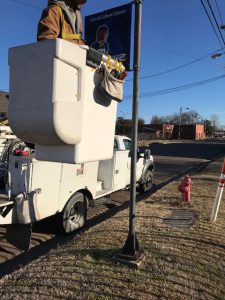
[85,4,132,70]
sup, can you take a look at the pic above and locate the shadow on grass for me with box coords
[146,196,182,207]
[0,158,216,279]
[192,176,218,182]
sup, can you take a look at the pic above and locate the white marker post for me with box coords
[211,158,225,223]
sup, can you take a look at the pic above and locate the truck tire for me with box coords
[56,192,87,234]
[140,169,153,193]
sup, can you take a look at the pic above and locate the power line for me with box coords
[124,73,225,99]
[126,48,224,82]
[142,74,225,97]
[200,0,225,50]
[206,0,225,44]
[10,0,42,10]
[214,0,224,24]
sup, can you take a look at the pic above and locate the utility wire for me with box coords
[126,48,224,82]
[200,0,225,50]
[124,73,225,99]
[206,0,225,44]
[141,74,225,97]
[10,0,42,10]
[214,0,224,24]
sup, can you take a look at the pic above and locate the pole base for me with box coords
[114,251,145,269]
[114,232,145,268]
[122,232,139,255]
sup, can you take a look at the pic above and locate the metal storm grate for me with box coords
[163,209,198,229]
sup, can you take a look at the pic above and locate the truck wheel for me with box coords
[140,169,153,193]
[57,192,87,234]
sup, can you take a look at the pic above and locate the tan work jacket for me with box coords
[37,4,83,45]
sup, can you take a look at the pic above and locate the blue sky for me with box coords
[1,0,225,126]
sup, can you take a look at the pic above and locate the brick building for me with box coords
[138,123,206,140]
[172,124,205,140]
[138,124,174,140]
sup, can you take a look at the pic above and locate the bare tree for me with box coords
[116,118,145,137]
[150,115,162,124]
[211,114,219,129]
[150,110,203,125]
[169,110,202,125]
[138,118,145,126]
[183,110,202,124]
[204,119,215,136]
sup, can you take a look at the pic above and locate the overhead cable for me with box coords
[206,0,225,44]
[214,0,224,24]
[10,0,42,10]
[140,74,225,97]
[200,0,225,50]
[124,73,225,99]
[126,48,224,82]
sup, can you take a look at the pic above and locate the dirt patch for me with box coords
[0,160,224,299]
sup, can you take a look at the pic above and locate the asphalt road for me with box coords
[0,140,224,276]
[149,140,225,159]
[150,140,225,184]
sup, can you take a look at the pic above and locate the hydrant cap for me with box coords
[185,175,191,183]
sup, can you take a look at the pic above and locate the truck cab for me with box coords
[113,135,154,188]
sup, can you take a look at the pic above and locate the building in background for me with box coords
[138,124,174,140]
[172,124,205,140]
[214,130,225,138]
[138,123,205,140]
[138,125,159,140]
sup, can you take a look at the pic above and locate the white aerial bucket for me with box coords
[8,39,119,163]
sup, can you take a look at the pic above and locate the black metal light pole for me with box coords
[115,0,144,266]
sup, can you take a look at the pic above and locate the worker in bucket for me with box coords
[37,0,87,44]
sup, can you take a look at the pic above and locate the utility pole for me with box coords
[120,110,126,119]
[178,107,189,140]
[115,0,145,268]
[178,107,182,140]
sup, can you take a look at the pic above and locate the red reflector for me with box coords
[13,150,22,156]
[22,151,29,156]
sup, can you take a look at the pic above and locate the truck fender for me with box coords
[79,189,93,210]
[140,161,154,183]
[58,188,93,213]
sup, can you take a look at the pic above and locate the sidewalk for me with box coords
[0,158,224,300]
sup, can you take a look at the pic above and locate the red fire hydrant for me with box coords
[178,175,191,203]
